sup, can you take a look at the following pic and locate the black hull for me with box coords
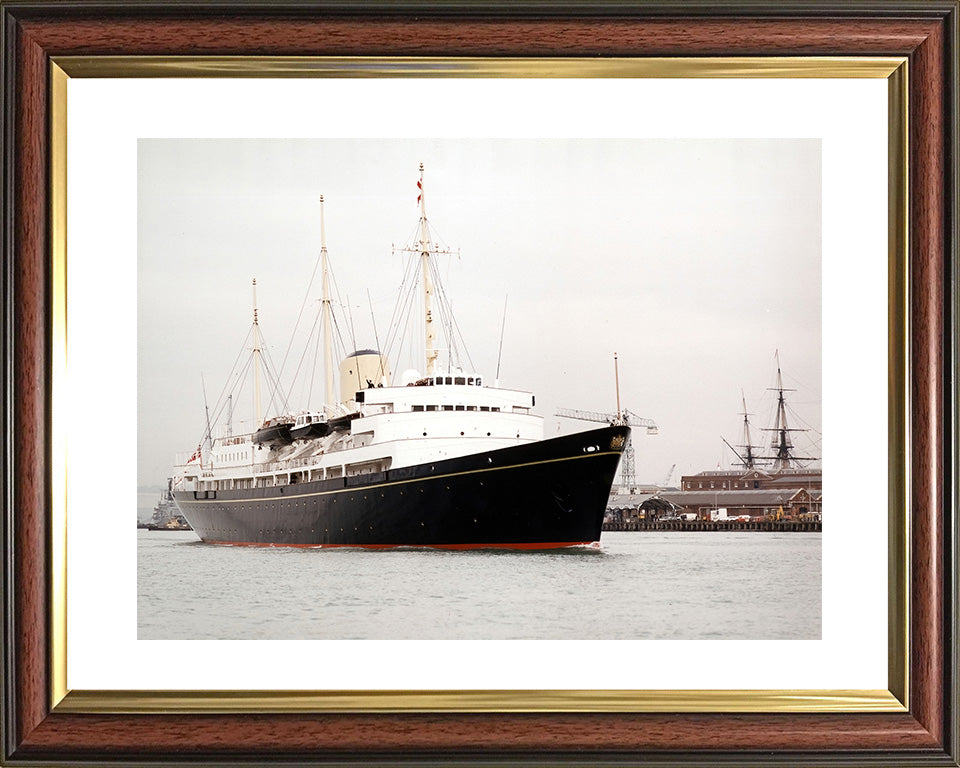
[174,425,628,549]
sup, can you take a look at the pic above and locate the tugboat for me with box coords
[172,166,628,549]
[144,479,192,531]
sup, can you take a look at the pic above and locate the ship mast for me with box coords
[252,278,263,426]
[390,165,462,377]
[320,195,334,407]
[613,352,623,423]
[768,355,794,470]
[418,163,438,376]
[760,351,814,471]
[739,389,758,469]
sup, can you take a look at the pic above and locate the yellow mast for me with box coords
[320,195,334,408]
[418,163,438,376]
[252,278,262,426]
[614,352,622,422]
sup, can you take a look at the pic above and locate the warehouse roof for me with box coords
[659,488,818,506]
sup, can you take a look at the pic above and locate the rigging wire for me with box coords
[496,294,508,382]
[429,256,475,373]
[382,252,422,370]
[197,351,254,450]
[344,293,358,355]
[207,324,255,420]
[273,254,322,391]
[306,307,323,408]
[382,250,420,355]
[367,288,387,385]
[258,326,291,417]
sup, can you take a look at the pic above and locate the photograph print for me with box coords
[137,138,822,641]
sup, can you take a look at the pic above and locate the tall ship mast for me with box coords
[319,194,335,408]
[722,389,763,470]
[721,357,818,472]
[759,352,816,471]
[417,164,438,376]
[171,167,629,549]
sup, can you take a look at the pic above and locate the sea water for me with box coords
[137,527,820,640]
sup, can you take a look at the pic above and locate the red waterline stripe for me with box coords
[203,539,597,550]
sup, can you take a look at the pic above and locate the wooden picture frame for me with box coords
[2,2,957,765]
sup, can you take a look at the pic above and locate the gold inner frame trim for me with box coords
[50,61,69,711]
[53,55,905,79]
[885,60,910,710]
[57,688,903,715]
[49,55,909,715]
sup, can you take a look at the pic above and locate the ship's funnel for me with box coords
[340,349,391,404]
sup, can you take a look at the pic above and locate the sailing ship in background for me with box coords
[722,352,820,472]
[172,165,628,548]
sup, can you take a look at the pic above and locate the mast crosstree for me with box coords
[759,352,816,470]
[721,353,818,471]
[722,390,764,470]
[392,163,460,377]
[252,278,262,426]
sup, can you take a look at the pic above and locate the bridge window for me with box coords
[426,405,438,412]
[412,405,424,412]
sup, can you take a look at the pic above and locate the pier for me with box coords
[603,519,821,533]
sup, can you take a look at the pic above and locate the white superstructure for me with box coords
[181,373,542,492]
[177,165,546,495]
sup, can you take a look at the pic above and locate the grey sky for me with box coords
[138,138,821,487]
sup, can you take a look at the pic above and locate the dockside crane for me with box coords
[659,462,677,490]
[555,406,658,492]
